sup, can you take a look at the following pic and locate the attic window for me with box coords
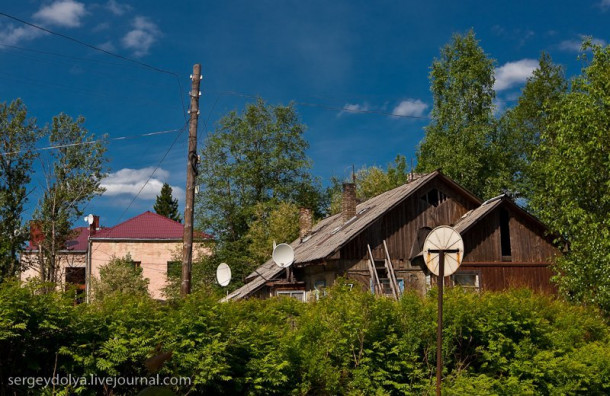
[500,208,512,259]
[420,189,447,207]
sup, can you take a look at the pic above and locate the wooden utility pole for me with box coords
[181,64,201,297]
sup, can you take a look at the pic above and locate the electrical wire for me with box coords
[0,11,188,120]
[0,127,184,156]
[213,89,431,120]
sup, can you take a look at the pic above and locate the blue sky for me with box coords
[1,0,609,228]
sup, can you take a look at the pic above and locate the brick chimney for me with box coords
[29,221,44,249]
[299,208,313,238]
[342,182,357,223]
[89,215,100,235]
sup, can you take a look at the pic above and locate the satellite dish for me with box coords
[216,263,231,287]
[272,243,294,268]
[423,225,464,276]
[84,214,94,225]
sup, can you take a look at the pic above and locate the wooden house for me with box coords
[225,171,559,301]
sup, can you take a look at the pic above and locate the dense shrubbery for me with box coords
[0,280,608,395]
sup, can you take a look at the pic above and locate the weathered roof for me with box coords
[226,172,444,301]
[91,211,213,240]
[453,194,505,234]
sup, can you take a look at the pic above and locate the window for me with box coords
[128,260,141,270]
[314,280,327,300]
[167,261,181,277]
[500,208,512,259]
[452,272,480,291]
[276,290,305,301]
[420,188,447,208]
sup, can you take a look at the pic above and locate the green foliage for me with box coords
[498,52,567,200]
[154,183,181,223]
[91,254,150,301]
[0,99,40,282]
[2,279,609,395]
[196,98,325,283]
[246,201,300,265]
[330,155,410,214]
[32,113,108,283]
[416,30,499,199]
[529,42,610,313]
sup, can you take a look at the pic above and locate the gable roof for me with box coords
[91,211,213,240]
[226,171,480,301]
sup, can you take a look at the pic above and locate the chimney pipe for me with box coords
[342,183,357,223]
[299,208,313,238]
[89,215,100,235]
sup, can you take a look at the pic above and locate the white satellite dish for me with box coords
[216,263,231,287]
[272,243,294,268]
[84,214,94,225]
[423,225,464,276]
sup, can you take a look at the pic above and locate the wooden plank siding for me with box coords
[339,178,477,266]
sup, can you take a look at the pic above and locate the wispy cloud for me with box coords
[392,99,428,118]
[599,0,610,11]
[101,167,184,201]
[106,0,132,16]
[33,0,87,28]
[338,102,370,116]
[559,35,607,52]
[122,16,160,57]
[494,59,538,91]
[0,25,43,46]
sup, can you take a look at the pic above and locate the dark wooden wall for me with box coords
[463,203,558,263]
[460,201,560,293]
[340,177,477,267]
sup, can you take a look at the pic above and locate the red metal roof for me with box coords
[26,226,90,252]
[92,211,212,240]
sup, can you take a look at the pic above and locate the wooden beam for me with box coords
[366,244,382,295]
[383,240,401,299]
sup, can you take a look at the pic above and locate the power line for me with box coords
[0,11,188,120]
[0,127,184,156]
[213,90,431,120]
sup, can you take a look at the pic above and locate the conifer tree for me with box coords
[154,183,181,222]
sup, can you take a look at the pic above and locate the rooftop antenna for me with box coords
[423,225,464,396]
[84,214,94,225]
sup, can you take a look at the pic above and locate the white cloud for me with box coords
[97,40,116,52]
[106,0,132,16]
[0,25,43,46]
[338,102,370,116]
[599,0,610,10]
[101,167,184,201]
[122,16,160,57]
[392,99,428,118]
[33,0,87,28]
[559,35,607,52]
[494,59,538,91]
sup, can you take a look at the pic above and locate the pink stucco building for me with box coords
[20,211,213,300]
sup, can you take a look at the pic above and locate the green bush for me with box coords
[0,280,608,395]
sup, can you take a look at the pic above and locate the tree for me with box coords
[91,254,150,300]
[416,30,498,199]
[0,99,40,282]
[196,98,325,281]
[154,182,181,222]
[329,155,410,214]
[498,52,567,200]
[246,201,300,265]
[32,114,108,283]
[530,41,610,312]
